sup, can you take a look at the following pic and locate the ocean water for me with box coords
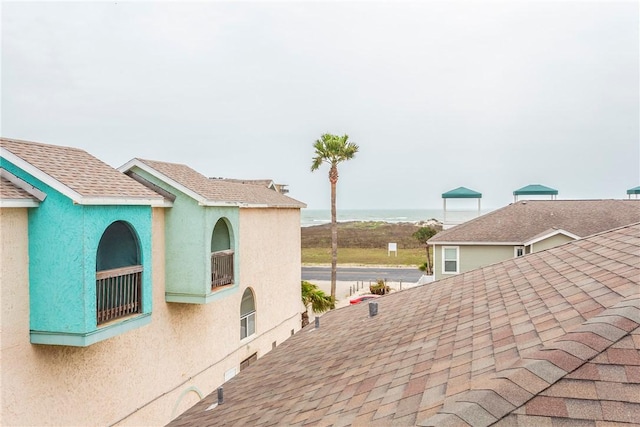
[301,209,443,227]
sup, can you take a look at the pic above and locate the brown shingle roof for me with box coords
[168,222,640,426]
[0,138,163,202]
[429,200,640,244]
[130,158,305,208]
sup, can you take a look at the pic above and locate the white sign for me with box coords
[388,243,397,257]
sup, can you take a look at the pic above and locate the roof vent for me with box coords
[369,301,378,317]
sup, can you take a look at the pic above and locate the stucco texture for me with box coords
[2,206,302,426]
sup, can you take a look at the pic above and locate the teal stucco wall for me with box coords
[1,158,154,339]
[130,168,239,302]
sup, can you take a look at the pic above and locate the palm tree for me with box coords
[301,281,333,327]
[412,226,438,275]
[311,133,359,308]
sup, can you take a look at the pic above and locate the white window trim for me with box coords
[442,246,459,274]
[240,311,256,340]
[514,246,525,258]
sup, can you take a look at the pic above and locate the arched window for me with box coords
[240,288,256,340]
[210,218,234,289]
[96,221,142,325]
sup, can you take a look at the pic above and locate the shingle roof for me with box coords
[429,199,640,244]
[126,158,306,208]
[168,222,640,427]
[0,176,36,200]
[0,138,162,203]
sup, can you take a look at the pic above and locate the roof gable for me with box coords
[120,158,306,208]
[429,199,640,244]
[168,222,640,426]
[1,138,163,205]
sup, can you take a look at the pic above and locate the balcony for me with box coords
[96,265,143,325]
[211,249,234,288]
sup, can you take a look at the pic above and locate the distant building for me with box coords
[428,199,640,280]
[211,177,290,194]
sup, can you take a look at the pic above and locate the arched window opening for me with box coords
[240,288,256,340]
[96,221,142,325]
[211,218,234,289]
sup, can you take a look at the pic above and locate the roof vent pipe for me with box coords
[217,387,224,405]
[315,316,320,329]
[369,301,378,317]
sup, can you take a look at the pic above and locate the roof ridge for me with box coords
[1,137,84,152]
[417,295,640,426]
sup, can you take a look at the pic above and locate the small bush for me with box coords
[369,279,390,295]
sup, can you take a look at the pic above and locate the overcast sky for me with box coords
[2,1,638,209]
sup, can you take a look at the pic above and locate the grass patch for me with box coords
[302,247,426,266]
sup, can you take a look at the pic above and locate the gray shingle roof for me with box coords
[1,138,162,202]
[429,200,640,244]
[130,158,305,208]
[168,222,640,426]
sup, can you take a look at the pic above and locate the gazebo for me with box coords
[513,184,558,202]
[627,186,640,199]
[442,186,482,229]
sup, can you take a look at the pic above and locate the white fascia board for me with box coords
[199,201,242,207]
[3,151,164,206]
[0,167,47,201]
[0,199,40,208]
[79,197,168,207]
[119,159,209,205]
[429,241,523,246]
[1,148,81,202]
[524,229,581,246]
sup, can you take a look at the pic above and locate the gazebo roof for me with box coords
[442,186,482,199]
[513,184,558,196]
[627,186,640,195]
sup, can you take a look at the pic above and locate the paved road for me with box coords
[302,266,422,284]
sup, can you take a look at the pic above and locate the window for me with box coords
[96,221,142,325]
[514,246,525,257]
[443,246,459,274]
[240,288,256,339]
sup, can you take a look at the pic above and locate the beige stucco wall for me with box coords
[531,234,575,252]
[238,207,302,343]
[1,206,302,426]
[433,244,515,281]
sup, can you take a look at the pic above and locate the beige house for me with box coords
[428,199,640,280]
[1,138,305,426]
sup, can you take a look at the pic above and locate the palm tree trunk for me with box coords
[330,175,337,309]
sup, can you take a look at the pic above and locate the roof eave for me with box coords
[119,158,210,205]
[0,199,40,208]
[428,241,524,246]
[78,197,167,206]
[1,147,80,202]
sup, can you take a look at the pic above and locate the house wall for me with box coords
[433,244,515,280]
[531,233,574,252]
[238,207,302,342]
[1,207,301,426]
